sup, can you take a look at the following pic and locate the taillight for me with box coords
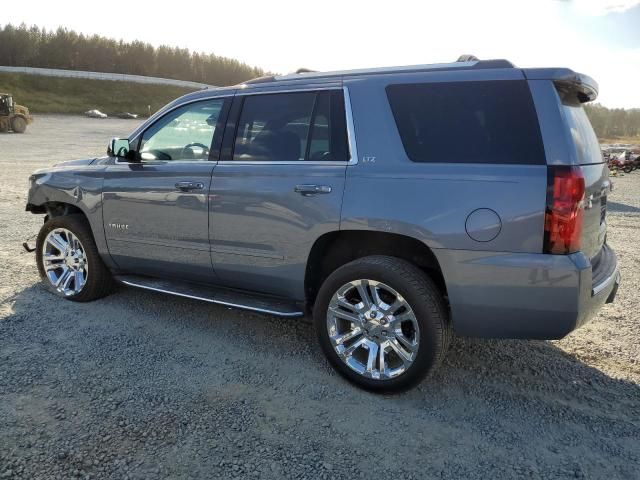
[544,166,585,254]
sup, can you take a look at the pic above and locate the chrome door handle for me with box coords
[294,184,332,196]
[175,181,205,192]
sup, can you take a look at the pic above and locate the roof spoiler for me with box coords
[524,68,598,103]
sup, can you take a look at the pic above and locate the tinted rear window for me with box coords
[386,80,545,164]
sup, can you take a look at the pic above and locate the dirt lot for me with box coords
[1,115,639,479]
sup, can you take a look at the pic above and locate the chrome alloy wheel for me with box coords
[42,228,88,296]
[326,279,420,380]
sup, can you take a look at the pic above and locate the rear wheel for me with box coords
[36,215,114,302]
[313,255,450,392]
[11,116,27,133]
[0,119,8,133]
[623,164,633,173]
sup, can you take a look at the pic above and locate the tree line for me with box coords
[584,103,640,140]
[2,23,639,139]
[0,23,265,86]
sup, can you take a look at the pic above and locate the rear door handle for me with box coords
[175,181,205,192]
[294,184,332,196]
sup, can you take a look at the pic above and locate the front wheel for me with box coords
[10,116,27,133]
[36,214,114,302]
[313,256,450,392]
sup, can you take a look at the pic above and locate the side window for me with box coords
[386,81,546,165]
[139,99,225,161]
[232,90,349,162]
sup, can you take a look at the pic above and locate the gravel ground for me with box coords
[1,115,639,479]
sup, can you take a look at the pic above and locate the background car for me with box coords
[85,109,107,119]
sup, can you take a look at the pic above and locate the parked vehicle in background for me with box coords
[608,156,625,173]
[25,56,620,391]
[117,112,139,119]
[0,93,33,133]
[85,109,107,119]
[617,151,635,172]
[602,146,640,175]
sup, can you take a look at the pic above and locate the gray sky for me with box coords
[3,0,640,108]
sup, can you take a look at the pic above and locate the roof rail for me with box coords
[473,59,516,69]
[239,57,515,86]
[457,54,479,62]
[458,54,515,69]
[243,75,276,85]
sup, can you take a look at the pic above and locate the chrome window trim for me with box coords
[218,85,358,166]
[217,160,353,166]
[343,86,358,166]
[235,85,341,95]
[113,158,213,165]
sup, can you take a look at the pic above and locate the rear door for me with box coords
[208,87,352,299]
[103,97,230,283]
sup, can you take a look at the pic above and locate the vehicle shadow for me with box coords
[3,282,638,407]
[607,200,640,214]
[2,282,639,477]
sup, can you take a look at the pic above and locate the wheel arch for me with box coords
[28,199,115,269]
[305,230,447,306]
[28,200,85,219]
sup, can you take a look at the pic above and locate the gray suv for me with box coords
[26,57,620,391]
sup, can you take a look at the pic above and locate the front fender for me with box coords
[26,164,113,266]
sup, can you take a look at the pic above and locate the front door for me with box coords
[209,88,352,299]
[103,97,229,283]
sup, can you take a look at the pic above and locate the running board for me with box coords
[114,275,304,318]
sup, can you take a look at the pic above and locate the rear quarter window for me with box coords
[561,104,602,165]
[386,80,546,165]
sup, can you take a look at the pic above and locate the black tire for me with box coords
[36,214,114,302]
[623,165,633,173]
[0,119,8,133]
[10,116,27,133]
[313,255,450,392]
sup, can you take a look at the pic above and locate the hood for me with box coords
[52,158,97,167]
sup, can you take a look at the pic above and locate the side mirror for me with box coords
[107,138,138,161]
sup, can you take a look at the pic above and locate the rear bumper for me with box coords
[434,245,620,339]
[575,244,620,327]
